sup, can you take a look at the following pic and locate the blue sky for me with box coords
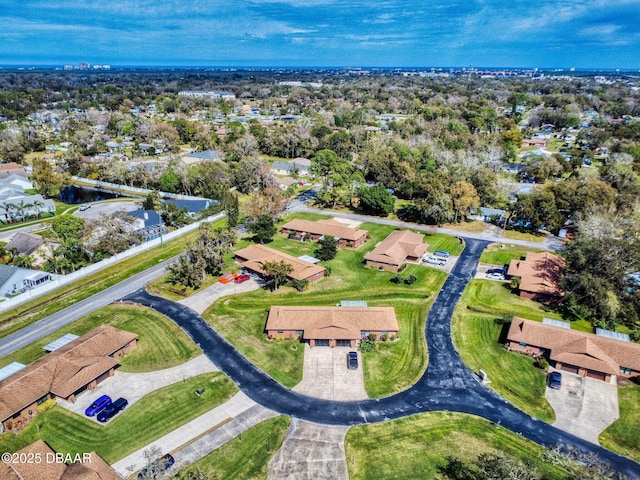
[1,0,639,68]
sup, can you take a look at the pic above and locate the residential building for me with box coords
[0,163,27,179]
[0,439,120,480]
[0,325,137,432]
[266,305,399,347]
[467,207,506,223]
[270,157,311,176]
[234,244,326,283]
[181,149,223,165]
[0,265,57,298]
[281,218,368,248]
[507,317,640,382]
[364,230,428,272]
[507,252,565,300]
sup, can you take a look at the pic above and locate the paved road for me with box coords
[0,261,171,357]
[122,238,640,477]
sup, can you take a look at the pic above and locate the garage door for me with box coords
[336,340,351,347]
[315,339,330,347]
[586,370,606,381]
[561,364,579,374]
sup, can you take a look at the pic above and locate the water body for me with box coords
[58,185,131,204]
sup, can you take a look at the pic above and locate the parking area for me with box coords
[475,262,508,281]
[421,252,458,274]
[293,346,367,401]
[73,200,139,220]
[545,369,619,444]
[58,355,218,423]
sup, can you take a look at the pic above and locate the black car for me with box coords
[347,351,358,370]
[97,397,128,422]
[138,454,175,479]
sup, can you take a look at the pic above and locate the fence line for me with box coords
[0,212,226,313]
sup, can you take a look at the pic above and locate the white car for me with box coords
[424,255,446,266]
[486,272,505,280]
[79,204,91,211]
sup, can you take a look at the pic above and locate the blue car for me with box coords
[548,371,562,389]
[85,395,112,417]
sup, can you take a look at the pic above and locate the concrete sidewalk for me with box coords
[112,391,261,477]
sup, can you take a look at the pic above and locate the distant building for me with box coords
[0,265,57,298]
[281,218,368,248]
[270,158,311,176]
[178,90,236,100]
[234,244,326,283]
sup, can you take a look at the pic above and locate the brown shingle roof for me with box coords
[281,218,368,242]
[234,244,325,281]
[0,440,120,480]
[0,325,136,422]
[267,306,398,340]
[507,317,640,374]
[0,163,27,179]
[364,230,427,266]
[507,252,565,296]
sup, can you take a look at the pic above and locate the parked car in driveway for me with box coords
[234,274,251,284]
[486,272,505,280]
[138,453,175,479]
[85,395,111,417]
[347,351,358,370]
[424,255,446,266]
[548,371,562,389]
[433,250,450,258]
[97,397,128,422]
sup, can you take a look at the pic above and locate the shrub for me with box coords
[535,357,549,370]
[368,332,378,342]
[391,274,403,284]
[37,398,57,413]
[381,333,389,342]
[291,279,309,292]
[359,338,376,352]
[404,274,417,285]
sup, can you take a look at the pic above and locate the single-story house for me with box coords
[0,325,137,432]
[467,207,506,223]
[281,218,368,248]
[270,158,311,176]
[506,317,640,382]
[0,174,33,190]
[266,305,399,347]
[126,209,168,242]
[6,232,44,256]
[522,138,549,148]
[507,252,565,300]
[0,439,121,480]
[0,265,58,298]
[364,230,428,272]
[234,244,326,283]
[181,149,223,165]
[276,176,300,190]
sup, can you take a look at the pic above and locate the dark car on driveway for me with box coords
[138,454,175,479]
[97,397,128,422]
[85,395,112,417]
[547,371,562,389]
[347,351,358,370]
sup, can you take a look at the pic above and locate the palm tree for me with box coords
[32,200,44,219]
[3,203,18,223]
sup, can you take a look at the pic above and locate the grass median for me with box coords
[176,416,290,480]
[345,412,570,480]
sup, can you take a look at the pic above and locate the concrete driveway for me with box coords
[293,345,367,401]
[58,355,218,422]
[178,277,266,314]
[546,370,619,444]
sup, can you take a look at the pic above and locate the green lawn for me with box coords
[479,243,546,267]
[441,220,487,233]
[204,214,448,396]
[0,304,200,371]
[0,373,238,463]
[176,416,290,480]
[0,217,226,338]
[501,228,546,243]
[600,382,640,463]
[345,412,571,480]
[451,280,561,422]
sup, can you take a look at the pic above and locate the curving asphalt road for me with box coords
[123,238,640,477]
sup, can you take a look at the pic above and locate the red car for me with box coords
[234,274,251,284]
